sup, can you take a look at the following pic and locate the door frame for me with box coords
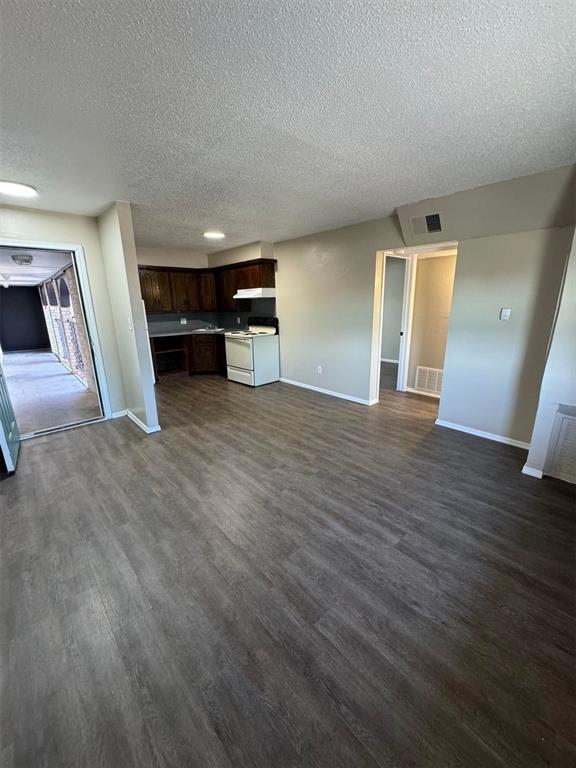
[370,241,458,403]
[0,237,112,424]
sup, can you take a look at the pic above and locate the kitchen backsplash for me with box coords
[146,299,276,333]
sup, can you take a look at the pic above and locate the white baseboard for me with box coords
[111,409,160,434]
[521,464,543,479]
[435,419,530,450]
[406,386,440,400]
[127,410,161,434]
[381,358,399,364]
[279,378,371,405]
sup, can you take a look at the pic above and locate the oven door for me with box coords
[225,337,254,371]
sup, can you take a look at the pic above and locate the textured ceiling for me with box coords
[1,1,575,251]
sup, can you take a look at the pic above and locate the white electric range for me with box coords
[224,317,279,386]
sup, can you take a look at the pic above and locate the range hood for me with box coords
[233,287,276,299]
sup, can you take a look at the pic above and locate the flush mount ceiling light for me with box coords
[11,253,33,266]
[203,230,225,240]
[0,180,38,198]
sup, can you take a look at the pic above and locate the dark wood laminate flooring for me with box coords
[1,375,575,768]
[380,361,398,391]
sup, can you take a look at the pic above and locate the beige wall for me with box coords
[275,218,404,401]
[397,165,576,247]
[98,203,159,430]
[524,229,576,475]
[381,257,405,361]
[207,241,273,268]
[0,204,125,414]
[408,254,456,388]
[137,246,207,269]
[438,227,573,444]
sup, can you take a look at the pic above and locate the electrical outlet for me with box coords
[317,365,322,374]
[180,317,187,325]
[237,316,241,325]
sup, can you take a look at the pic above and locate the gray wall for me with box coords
[438,227,573,443]
[207,241,273,268]
[273,166,575,441]
[137,246,207,268]
[397,165,576,246]
[275,217,403,401]
[525,228,576,474]
[408,254,456,388]
[99,203,159,429]
[381,257,404,362]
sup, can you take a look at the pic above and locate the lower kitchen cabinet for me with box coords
[186,334,226,375]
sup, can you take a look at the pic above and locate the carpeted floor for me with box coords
[3,350,102,435]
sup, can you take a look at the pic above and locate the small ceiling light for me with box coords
[0,180,38,198]
[11,253,33,265]
[203,230,225,240]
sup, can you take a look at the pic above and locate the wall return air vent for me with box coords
[410,212,443,236]
[415,366,444,396]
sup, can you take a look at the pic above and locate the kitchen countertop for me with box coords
[148,327,230,338]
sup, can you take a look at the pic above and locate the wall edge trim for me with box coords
[521,464,544,479]
[279,378,370,405]
[126,410,161,434]
[435,419,530,450]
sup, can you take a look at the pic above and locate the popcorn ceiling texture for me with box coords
[0,0,574,251]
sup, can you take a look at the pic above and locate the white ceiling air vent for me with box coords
[410,212,443,236]
[11,253,34,266]
[415,366,443,396]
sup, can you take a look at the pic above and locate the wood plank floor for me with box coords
[1,374,574,767]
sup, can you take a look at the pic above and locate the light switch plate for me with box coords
[500,307,512,321]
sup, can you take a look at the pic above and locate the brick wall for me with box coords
[39,267,97,392]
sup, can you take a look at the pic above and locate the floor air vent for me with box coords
[415,366,443,396]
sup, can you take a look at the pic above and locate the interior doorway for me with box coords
[0,245,103,437]
[371,242,458,404]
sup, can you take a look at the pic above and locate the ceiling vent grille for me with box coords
[11,253,33,266]
[410,212,443,236]
[415,366,443,396]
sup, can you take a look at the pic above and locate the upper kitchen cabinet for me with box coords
[215,268,238,311]
[139,259,276,314]
[198,271,217,311]
[170,271,200,312]
[235,261,276,290]
[139,269,173,313]
[216,260,276,309]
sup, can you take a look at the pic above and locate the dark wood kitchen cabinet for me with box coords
[139,269,173,313]
[186,334,226,375]
[215,268,238,311]
[139,259,276,314]
[198,271,217,311]
[170,271,200,312]
[235,261,276,290]
[216,261,276,310]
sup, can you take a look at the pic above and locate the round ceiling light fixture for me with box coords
[0,180,38,198]
[203,230,225,240]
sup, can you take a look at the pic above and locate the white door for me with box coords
[225,337,253,370]
[0,352,20,472]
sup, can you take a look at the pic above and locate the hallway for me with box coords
[3,351,101,435]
